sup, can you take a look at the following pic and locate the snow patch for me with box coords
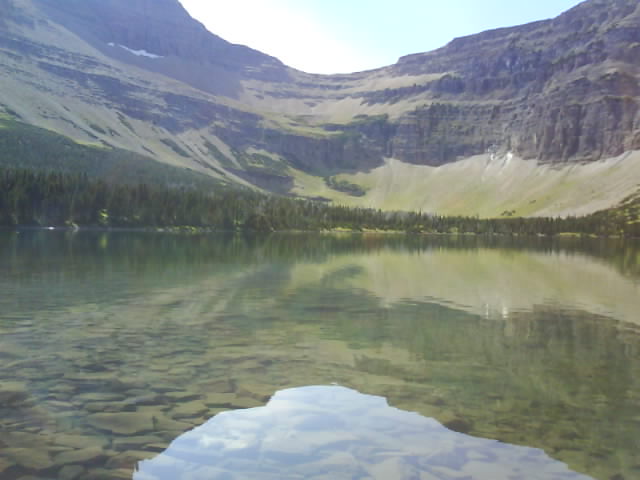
[505,151,514,164]
[107,42,163,59]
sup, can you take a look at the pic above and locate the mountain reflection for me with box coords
[1,232,638,480]
[134,386,593,480]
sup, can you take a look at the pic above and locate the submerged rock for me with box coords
[197,379,234,394]
[75,393,125,403]
[3,431,54,449]
[54,434,109,450]
[58,464,85,480]
[87,412,154,435]
[123,394,167,408]
[231,396,264,409]
[83,468,132,480]
[170,401,209,420]
[163,391,202,402]
[105,450,156,470]
[4,447,53,470]
[235,382,275,402]
[16,476,58,480]
[54,447,106,466]
[150,415,193,436]
[0,382,29,406]
[202,392,235,407]
[108,378,148,393]
[85,401,129,413]
[0,457,15,474]
[112,435,164,451]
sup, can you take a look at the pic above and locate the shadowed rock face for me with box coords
[1,0,639,207]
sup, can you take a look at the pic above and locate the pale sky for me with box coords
[179,0,584,74]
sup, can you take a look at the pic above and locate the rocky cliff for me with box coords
[0,0,639,215]
[387,0,640,164]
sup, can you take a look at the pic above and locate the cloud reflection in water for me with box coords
[135,385,593,480]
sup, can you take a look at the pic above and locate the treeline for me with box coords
[1,167,639,237]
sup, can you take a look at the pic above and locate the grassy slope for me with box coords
[0,119,223,189]
[291,152,640,218]
[590,189,640,228]
[3,112,640,219]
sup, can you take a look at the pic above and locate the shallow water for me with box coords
[0,231,639,480]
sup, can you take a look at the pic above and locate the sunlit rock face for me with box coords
[135,386,592,480]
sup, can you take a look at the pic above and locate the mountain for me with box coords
[0,0,639,216]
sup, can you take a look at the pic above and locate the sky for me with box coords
[179,0,584,74]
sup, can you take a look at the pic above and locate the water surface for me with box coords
[0,231,639,480]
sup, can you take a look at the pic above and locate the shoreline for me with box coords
[1,225,637,240]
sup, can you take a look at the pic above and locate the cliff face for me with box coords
[373,0,640,164]
[0,0,639,215]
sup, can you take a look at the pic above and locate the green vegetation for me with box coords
[350,114,389,125]
[0,119,222,190]
[2,167,639,237]
[590,192,640,231]
[233,149,289,176]
[324,176,367,197]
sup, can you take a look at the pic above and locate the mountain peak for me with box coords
[35,0,288,91]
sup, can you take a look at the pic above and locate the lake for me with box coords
[0,231,639,480]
